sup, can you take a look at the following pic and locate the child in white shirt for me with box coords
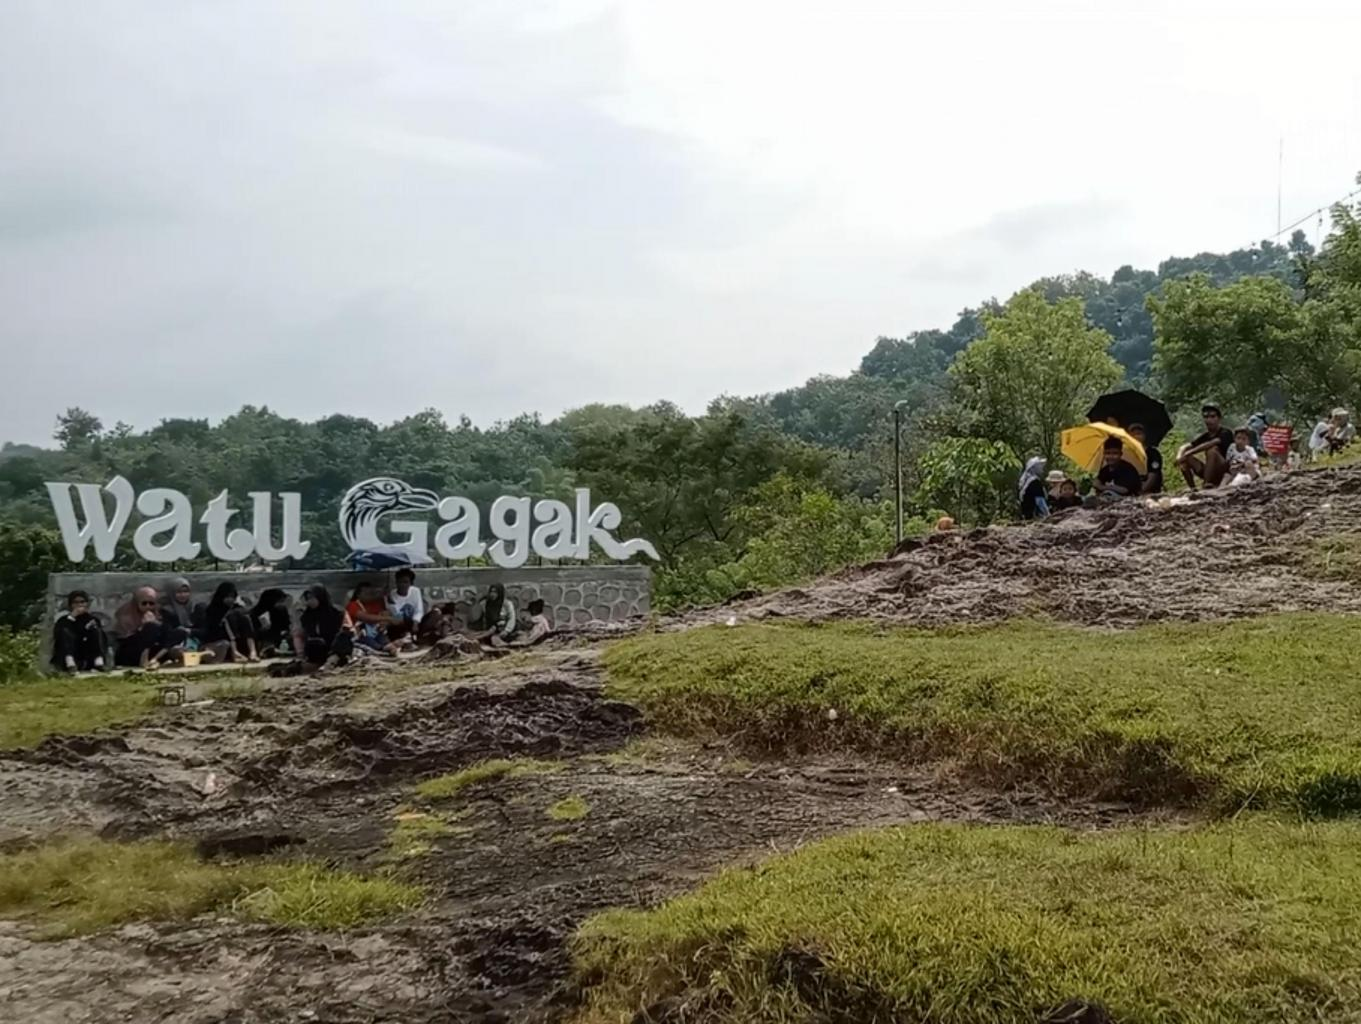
[1227,428,1260,482]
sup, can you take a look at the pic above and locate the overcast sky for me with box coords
[1,0,1358,446]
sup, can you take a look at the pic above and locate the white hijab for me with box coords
[1017,456,1047,499]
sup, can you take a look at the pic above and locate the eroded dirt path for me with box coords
[0,652,1151,1023]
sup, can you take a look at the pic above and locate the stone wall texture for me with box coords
[42,565,651,665]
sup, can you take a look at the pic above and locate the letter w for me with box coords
[45,476,135,562]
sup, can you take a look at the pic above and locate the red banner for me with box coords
[1261,425,1293,455]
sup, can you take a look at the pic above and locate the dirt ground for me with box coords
[0,651,1148,1024]
[683,461,1361,629]
[12,466,1356,1022]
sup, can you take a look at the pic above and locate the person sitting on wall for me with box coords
[517,598,552,647]
[1092,437,1143,501]
[471,583,517,644]
[113,586,179,668]
[346,582,401,655]
[1177,404,1235,490]
[248,588,292,658]
[1127,423,1163,495]
[197,581,259,663]
[387,568,424,645]
[51,590,108,673]
[294,583,355,670]
[1226,427,1262,482]
[159,577,206,650]
[418,601,463,644]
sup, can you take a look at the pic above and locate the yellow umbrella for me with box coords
[1061,422,1147,474]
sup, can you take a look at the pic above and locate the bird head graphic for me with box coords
[338,477,440,548]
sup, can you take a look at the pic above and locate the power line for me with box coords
[1254,184,1361,250]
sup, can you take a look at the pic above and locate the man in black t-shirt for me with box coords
[1128,423,1163,494]
[1176,403,1235,490]
[1094,437,1142,499]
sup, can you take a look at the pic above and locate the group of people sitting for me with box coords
[1019,402,1309,520]
[50,568,553,675]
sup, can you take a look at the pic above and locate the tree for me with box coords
[949,290,1122,463]
[1149,275,1307,415]
[913,437,1019,526]
[53,407,103,451]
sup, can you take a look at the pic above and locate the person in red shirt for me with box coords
[346,582,400,655]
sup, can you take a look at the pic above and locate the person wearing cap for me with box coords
[1176,403,1235,489]
[1321,408,1356,455]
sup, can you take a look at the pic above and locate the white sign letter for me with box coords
[488,496,531,568]
[574,488,659,561]
[251,492,311,561]
[434,497,485,560]
[200,490,256,562]
[531,499,576,560]
[45,476,136,562]
[133,488,201,562]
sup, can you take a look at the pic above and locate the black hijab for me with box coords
[203,581,239,634]
[300,584,344,642]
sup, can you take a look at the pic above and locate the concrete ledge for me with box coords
[43,565,651,667]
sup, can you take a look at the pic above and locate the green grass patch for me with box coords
[603,615,1361,815]
[1300,533,1361,583]
[0,676,157,750]
[573,819,1361,1024]
[413,757,563,800]
[547,794,590,821]
[0,838,421,937]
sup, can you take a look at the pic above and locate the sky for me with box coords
[1,0,1359,446]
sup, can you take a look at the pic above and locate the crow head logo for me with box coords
[338,477,439,550]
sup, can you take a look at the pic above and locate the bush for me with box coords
[0,627,40,684]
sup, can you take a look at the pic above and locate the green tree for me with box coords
[0,525,70,629]
[1150,275,1307,415]
[53,407,103,451]
[913,437,1019,526]
[950,290,1122,463]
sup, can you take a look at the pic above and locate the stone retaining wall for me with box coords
[42,565,651,666]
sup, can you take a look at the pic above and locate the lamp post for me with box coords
[892,400,909,548]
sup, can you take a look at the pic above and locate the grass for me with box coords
[603,614,1361,816]
[548,794,590,821]
[572,819,1361,1024]
[1301,533,1361,583]
[0,838,421,937]
[0,675,158,749]
[413,757,563,800]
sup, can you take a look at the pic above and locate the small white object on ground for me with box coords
[202,772,218,795]
[826,708,838,721]
[725,615,737,627]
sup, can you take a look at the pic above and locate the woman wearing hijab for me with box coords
[114,586,177,668]
[198,581,259,662]
[472,583,517,644]
[1018,456,1050,520]
[249,588,292,657]
[159,576,203,648]
[293,584,354,669]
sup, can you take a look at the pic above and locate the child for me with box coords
[1051,479,1083,510]
[1226,427,1261,482]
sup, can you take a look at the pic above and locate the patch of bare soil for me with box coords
[0,652,1152,1023]
[683,462,1361,629]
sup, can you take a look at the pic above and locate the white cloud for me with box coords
[0,0,1357,443]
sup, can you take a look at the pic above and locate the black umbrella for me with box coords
[1086,389,1173,448]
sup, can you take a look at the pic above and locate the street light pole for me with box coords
[893,400,908,549]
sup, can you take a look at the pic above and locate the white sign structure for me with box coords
[45,475,660,569]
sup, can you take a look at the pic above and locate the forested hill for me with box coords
[1,211,1352,629]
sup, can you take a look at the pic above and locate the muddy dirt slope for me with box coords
[682,462,1361,630]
